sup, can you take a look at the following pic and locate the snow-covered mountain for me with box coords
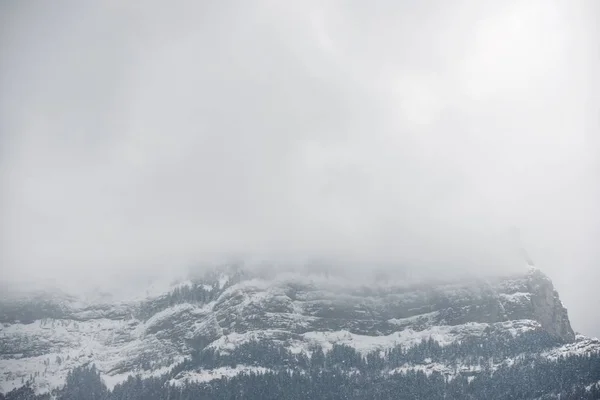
[1,266,598,395]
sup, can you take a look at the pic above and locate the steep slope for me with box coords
[0,266,597,395]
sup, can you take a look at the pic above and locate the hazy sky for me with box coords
[1,1,598,334]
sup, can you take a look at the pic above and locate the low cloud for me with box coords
[0,0,598,334]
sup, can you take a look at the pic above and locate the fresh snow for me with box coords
[207,330,292,353]
[542,336,600,360]
[0,312,184,393]
[586,380,600,392]
[300,320,540,354]
[169,365,271,386]
[390,362,482,379]
[499,292,532,302]
[208,320,543,357]
[388,311,440,327]
[143,302,213,334]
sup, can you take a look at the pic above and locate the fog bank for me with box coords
[1,1,598,334]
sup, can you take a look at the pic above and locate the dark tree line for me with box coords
[136,285,218,320]
[135,269,247,320]
[3,336,599,400]
[171,328,562,374]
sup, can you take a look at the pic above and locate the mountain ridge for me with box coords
[0,266,597,395]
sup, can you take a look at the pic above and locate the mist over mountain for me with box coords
[1,0,599,398]
[1,2,598,336]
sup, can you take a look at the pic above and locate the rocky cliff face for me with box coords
[0,266,592,394]
[527,269,575,341]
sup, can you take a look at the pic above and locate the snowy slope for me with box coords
[0,266,597,394]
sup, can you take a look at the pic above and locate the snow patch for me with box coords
[586,380,600,392]
[0,311,190,394]
[388,311,440,327]
[543,336,600,361]
[207,320,541,357]
[389,362,482,378]
[169,365,271,386]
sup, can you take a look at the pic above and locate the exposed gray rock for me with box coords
[526,268,575,341]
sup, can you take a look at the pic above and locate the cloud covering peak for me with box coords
[1,0,598,333]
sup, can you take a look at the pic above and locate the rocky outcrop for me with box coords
[526,268,575,341]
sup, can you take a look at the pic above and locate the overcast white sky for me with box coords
[0,1,598,335]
